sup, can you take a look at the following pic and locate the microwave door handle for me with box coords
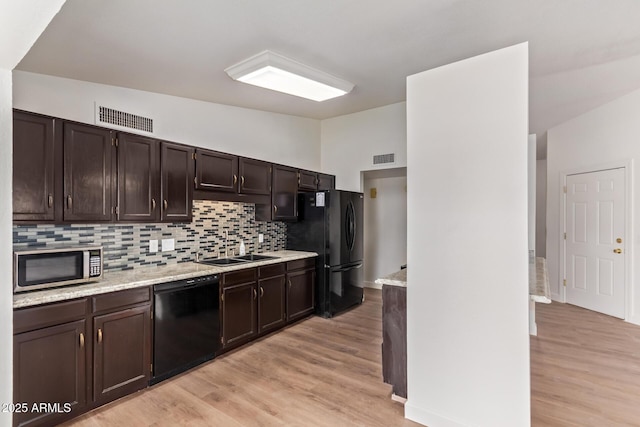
[83,251,90,279]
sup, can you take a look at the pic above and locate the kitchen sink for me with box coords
[196,253,278,266]
[197,257,248,266]
[233,254,278,261]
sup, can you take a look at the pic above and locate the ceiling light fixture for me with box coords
[224,50,354,102]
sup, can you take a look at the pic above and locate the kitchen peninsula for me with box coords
[376,268,407,401]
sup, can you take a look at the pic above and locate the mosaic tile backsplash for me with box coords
[13,201,287,271]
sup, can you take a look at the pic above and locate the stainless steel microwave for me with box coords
[14,245,103,293]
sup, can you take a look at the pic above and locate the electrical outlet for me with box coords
[149,240,158,253]
[161,238,175,252]
[258,234,264,243]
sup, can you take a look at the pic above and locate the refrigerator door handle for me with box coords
[332,263,363,272]
[345,200,356,252]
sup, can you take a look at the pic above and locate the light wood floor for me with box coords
[64,291,640,426]
[531,301,640,426]
[63,289,419,427]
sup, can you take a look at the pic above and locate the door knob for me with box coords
[614,249,622,254]
[617,238,623,243]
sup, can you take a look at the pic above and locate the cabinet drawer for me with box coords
[14,298,88,334]
[286,257,315,271]
[92,287,151,313]
[223,268,257,287]
[259,263,285,278]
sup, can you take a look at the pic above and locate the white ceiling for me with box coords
[16,0,640,156]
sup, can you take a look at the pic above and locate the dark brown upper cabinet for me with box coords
[194,149,238,193]
[13,111,57,221]
[117,133,160,222]
[272,165,298,221]
[239,158,271,195]
[298,170,336,192]
[161,142,194,222]
[298,170,318,191]
[63,122,116,222]
[317,173,336,191]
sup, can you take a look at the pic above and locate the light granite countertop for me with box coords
[375,268,407,287]
[13,250,317,309]
[375,256,552,303]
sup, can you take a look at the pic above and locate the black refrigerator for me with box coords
[287,190,364,318]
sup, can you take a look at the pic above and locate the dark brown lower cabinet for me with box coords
[93,304,151,405]
[13,319,87,427]
[13,288,152,426]
[286,266,316,323]
[221,269,258,349]
[258,265,286,334]
[221,260,316,353]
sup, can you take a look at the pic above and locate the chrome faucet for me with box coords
[224,230,229,258]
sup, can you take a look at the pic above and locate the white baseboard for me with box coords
[363,281,382,290]
[404,401,466,427]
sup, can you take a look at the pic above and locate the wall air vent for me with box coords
[373,153,395,165]
[96,106,153,133]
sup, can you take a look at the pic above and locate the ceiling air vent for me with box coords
[96,106,153,133]
[373,153,395,165]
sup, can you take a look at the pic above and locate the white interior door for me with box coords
[565,168,625,318]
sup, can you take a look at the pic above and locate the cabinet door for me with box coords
[298,170,318,191]
[93,304,151,406]
[272,165,298,221]
[195,149,238,193]
[63,123,115,221]
[238,158,271,195]
[13,112,56,221]
[161,142,194,222]
[14,319,87,427]
[258,275,286,334]
[317,173,335,191]
[221,282,257,348]
[287,268,316,322]
[117,133,160,222]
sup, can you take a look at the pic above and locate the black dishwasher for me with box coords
[151,274,220,385]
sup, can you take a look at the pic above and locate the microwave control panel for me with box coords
[89,250,102,277]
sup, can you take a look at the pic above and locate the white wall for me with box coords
[13,71,321,171]
[321,102,406,191]
[536,159,547,257]
[0,68,14,427]
[363,173,407,285]
[2,3,66,425]
[406,43,530,427]
[547,87,640,323]
[528,134,537,252]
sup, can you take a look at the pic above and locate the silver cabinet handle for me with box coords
[48,194,53,208]
[66,195,73,210]
[151,198,156,210]
[163,200,168,210]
